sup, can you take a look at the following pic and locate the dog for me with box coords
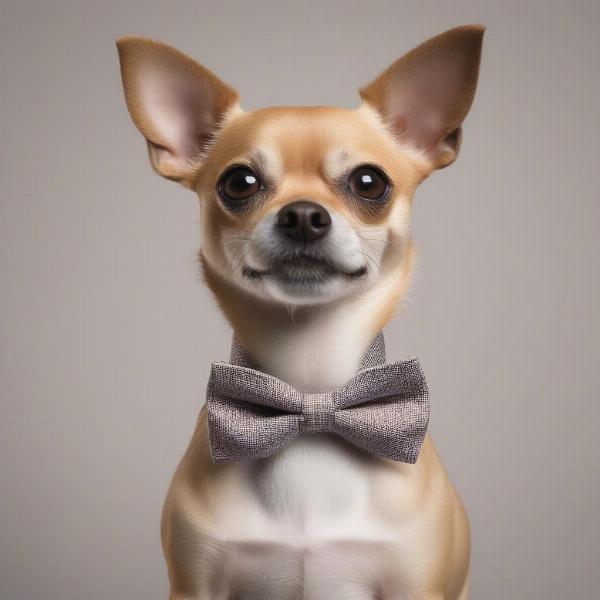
[117,24,484,600]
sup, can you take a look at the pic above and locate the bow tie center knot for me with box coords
[299,392,335,433]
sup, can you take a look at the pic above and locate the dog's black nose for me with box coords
[275,200,331,242]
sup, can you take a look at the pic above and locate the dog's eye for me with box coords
[218,166,261,202]
[348,165,389,201]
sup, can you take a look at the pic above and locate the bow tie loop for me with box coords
[332,359,428,408]
[207,362,304,413]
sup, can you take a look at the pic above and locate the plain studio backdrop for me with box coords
[1,1,599,598]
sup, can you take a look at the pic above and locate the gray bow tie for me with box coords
[206,333,429,463]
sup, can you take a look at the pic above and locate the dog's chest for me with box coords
[213,434,399,544]
[248,435,377,536]
[200,435,416,599]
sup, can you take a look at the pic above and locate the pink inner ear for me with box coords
[390,115,409,138]
[139,70,216,165]
[387,57,469,154]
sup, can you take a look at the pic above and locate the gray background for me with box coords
[1,1,599,598]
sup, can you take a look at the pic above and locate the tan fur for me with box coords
[117,25,484,600]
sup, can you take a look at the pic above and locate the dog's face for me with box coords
[195,104,423,305]
[117,26,483,308]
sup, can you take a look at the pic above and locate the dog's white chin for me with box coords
[255,273,367,306]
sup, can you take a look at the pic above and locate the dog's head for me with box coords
[117,26,483,310]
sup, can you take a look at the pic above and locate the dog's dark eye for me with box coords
[348,165,389,201]
[218,166,261,202]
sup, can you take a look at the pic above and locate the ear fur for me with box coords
[359,25,485,169]
[116,37,240,188]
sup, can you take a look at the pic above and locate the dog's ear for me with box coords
[116,37,240,188]
[359,25,484,170]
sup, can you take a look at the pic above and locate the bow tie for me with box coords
[206,332,430,463]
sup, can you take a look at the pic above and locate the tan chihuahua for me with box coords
[117,24,484,600]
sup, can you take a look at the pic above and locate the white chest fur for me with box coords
[189,434,419,600]
[250,435,374,535]
[213,434,395,544]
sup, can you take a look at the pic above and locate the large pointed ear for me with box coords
[116,37,240,188]
[359,25,484,170]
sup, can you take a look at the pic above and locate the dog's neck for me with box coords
[203,256,413,393]
[231,300,379,393]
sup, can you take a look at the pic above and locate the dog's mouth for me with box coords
[242,255,367,284]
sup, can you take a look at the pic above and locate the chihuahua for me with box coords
[117,24,484,600]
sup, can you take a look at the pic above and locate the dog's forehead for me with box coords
[216,105,408,175]
[250,106,376,150]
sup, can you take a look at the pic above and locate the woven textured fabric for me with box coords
[206,332,430,463]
